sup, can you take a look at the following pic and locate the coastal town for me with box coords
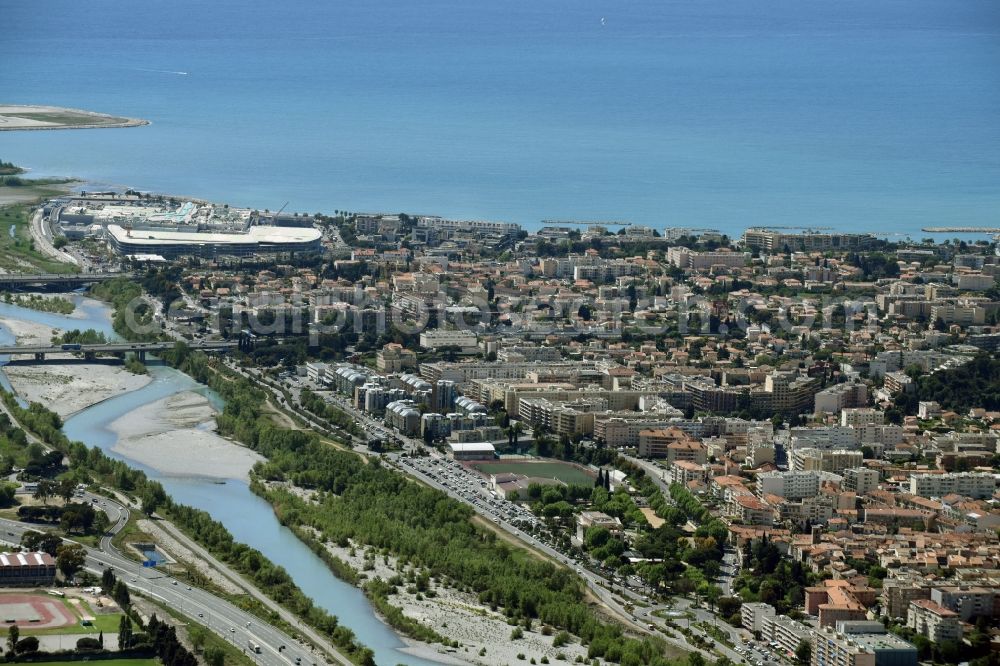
[0,185,996,666]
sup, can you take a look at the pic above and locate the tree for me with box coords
[77,636,103,651]
[21,530,61,556]
[101,567,117,594]
[56,543,86,579]
[795,639,812,666]
[33,478,56,505]
[0,482,16,507]
[6,625,18,654]
[118,615,133,650]
[112,580,130,609]
[15,637,39,654]
[58,478,76,503]
[141,483,167,515]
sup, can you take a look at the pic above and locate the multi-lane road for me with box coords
[0,496,329,666]
[0,391,345,666]
[227,363,746,660]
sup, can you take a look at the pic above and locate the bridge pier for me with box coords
[83,351,95,361]
[34,353,44,362]
[137,350,146,362]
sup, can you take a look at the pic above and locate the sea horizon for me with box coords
[3,0,999,239]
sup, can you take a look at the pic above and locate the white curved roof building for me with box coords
[106,224,322,258]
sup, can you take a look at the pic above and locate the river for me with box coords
[0,297,447,666]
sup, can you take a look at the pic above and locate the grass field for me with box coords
[471,459,595,486]
[15,595,132,636]
[0,202,77,273]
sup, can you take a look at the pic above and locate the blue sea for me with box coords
[2,0,999,237]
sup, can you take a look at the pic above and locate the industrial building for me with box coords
[0,552,57,585]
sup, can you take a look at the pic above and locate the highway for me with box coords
[0,497,328,666]
[0,380,348,666]
[224,362,735,660]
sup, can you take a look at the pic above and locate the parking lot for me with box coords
[399,456,539,531]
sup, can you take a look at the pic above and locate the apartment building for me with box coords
[593,413,682,448]
[881,579,931,620]
[805,580,872,627]
[758,471,821,500]
[638,427,707,461]
[793,448,864,475]
[841,408,883,428]
[419,329,479,351]
[882,372,914,396]
[422,360,576,384]
[909,472,997,500]
[929,304,985,326]
[812,625,917,666]
[376,343,417,372]
[741,602,777,632]
[814,383,868,415]
[812,630,875,666]
[670,460,709,486]
[517,397,602,437]
[929,586,997,621]
[762,371,822,415]
[731,493,775,526]
[842,468,879,496]
[742,230,877,253]
[906,600,962,642]
[762,614,814,656]
[666,247,750,270]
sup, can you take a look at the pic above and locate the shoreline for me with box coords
[0,104,149,131]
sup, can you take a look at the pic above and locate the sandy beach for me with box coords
[110,391,264,480]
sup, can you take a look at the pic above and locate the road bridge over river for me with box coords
[0,340,237,361]
[0,272,129,289]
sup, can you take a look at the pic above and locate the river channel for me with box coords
[0,295,446,666]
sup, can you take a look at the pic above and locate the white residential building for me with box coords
[758,470,821,500]
[909,472,997,500]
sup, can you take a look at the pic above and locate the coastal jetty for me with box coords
[0,104,149,131]
[920,226,1000,233]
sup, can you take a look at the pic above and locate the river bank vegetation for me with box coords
[0,389,378,666]
[1,292,75,314]
[86,281,693,665]
[161,348,688,666]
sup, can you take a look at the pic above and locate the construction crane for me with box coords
[252,202,290,227]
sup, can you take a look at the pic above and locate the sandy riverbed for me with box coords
[307,527,589,666]
[1,317,55,345]
[1,318,155,416]
[5,364,153,417]
[110,391,264,480]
